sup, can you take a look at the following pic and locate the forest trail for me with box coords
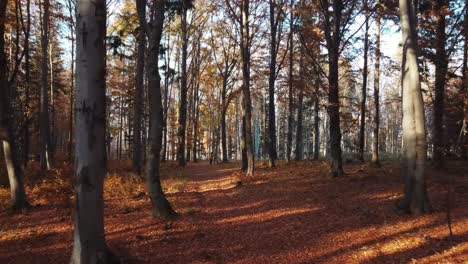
[0,161,467,263]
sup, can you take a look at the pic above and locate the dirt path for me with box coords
[0,161,467,263]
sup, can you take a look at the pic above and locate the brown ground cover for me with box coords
[0,160,467,263]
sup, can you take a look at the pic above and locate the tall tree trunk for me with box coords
[268,0,278,167]
[432,0,448,169]
[398,0,431,215]
[463,0,468,160]
[133,1,146,175]
[286,0,294,162]
[241,0,254,176]
[359,1,369,162]
[23,0,31,167]
[68,31,74,162]
[221,78,228,162]
[372,0,382,167]
[324,0,344,177]
[0,0,29,210]
[143,0,176,218]
[177,6,188,167]
[295,50,304,161]
[71,0,113,261]
[313,77,320,160]
[40,0,51,175]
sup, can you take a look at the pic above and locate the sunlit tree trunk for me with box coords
[39,0,52,175]
[358,0,369,162]
[372,0,381,167]
[432,0,448,169]
[144,0,176,218]
[398,0,431,215]
[71,0,113,262]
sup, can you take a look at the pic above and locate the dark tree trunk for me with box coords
[359,1,369,162]
[177,6,188,167]
[268,0,278,167]
[286,0,294,162]
[40,0,52,175]
[71,0,113,261]
[295,51,304,161]
[23,0,31,167]
[372,0,381,167]
[463,0,468,160]
[133,1,146,175]
[432,0,448,169]
[143,0,176,218]
[313,76,320,160]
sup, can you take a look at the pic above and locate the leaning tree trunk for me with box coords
[144,0,176,218]
[177,6,188,167]
[241,0,254,176]
[372,0,382,167]
[432,0,447,169]
[133,0,146,175]
[71,0,113,262]
[39,0,51,175]
[398,0,431,215]
[359,1,369,162]
[0,0,29,210]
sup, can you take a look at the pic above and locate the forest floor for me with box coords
[0,159,467,263]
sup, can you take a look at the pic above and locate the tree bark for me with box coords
[286,0,294,162]
[240,0,254,176]
[324,0,344,177]
[133,0,146,175]
[71,0,113,262]
[177,5,188,167]
[40,0,52,175]
[432,0,448,169]
[372,0,382,167]
[313,77,320,160]
[23,0,31,167]
[144,0,176,218]
[268,0,278,167]
[359,0,369,162]
[295,49,304,161]
[398,0,431,215]
[463,0,468,160]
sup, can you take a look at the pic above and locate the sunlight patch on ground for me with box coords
[215,207,321,225]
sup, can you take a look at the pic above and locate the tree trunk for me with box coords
[242,0,254,176]
[359,1,369,162]
[295,50,304,161]
[0,0,29,209]
[432,0,448,169]
[372,0,382,167]
[144,0,176,218]
[177,6,188,167]
[268,0,278,168]
[71,0,113,262]
[40,0,51,175]
[221,79,228,162]
[398,0,431,215]
[313,79,320,160]
[133,1,146,175]
[463,0,468,160]
[286,0,294,162]
[23,0,31,167]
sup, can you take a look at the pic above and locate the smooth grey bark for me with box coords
[398,0,431,215]
[432,0,448,169]
[71,0,113,262]
[143,0,176,218]
[66,0,75,163]
[39,0,52,175]
[323,0,344,177]
[372,0,381,167]
[177,5,188,167]
[358,0,369,162]
[133,0,146,175]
